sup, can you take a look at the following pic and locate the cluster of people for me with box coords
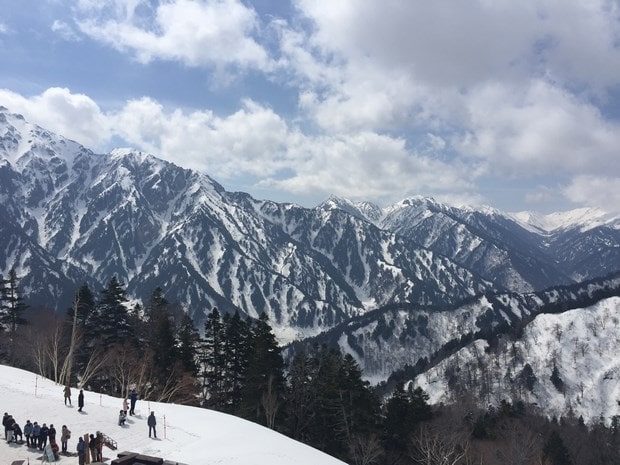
[3,413,72,461]
[2,413,23,443]
[76,430,105,463]
[2,386,154,464]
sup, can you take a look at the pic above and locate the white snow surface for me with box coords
[414,296,620,424]
[0,365,346,465]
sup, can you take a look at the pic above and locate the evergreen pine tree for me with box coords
[0,268,28,335]
[543,430,572,465]
[222,311,251,413]
[93,276,133,347]
[285,348,317,442]
[143,288,177,380]
[177,312,199,375]
[384,381,413,450]
[201,307,227,409]
[240,312,285,428]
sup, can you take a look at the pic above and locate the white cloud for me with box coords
[0,87,110,148]
[51,20,81,41]
[0,23,8,34]
[111,97,291,178]
[76,0,272,72]
[563,175,620,212]
[457,80,620,177]
[263,131,478,203]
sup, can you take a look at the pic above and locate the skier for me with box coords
[63,385,72,405]
[147,411,157,438]
[78,389,84,412]
[129,389,138,415]
[60,425,71,453]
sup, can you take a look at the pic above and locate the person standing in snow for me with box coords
[23,420,33,447]
[32,421,41,448]
[2,412,9,439]
[78,389,84,412]
[129,389,138,415]
[95,431,104,461]
[77,437,86,465]
[122,397,129,414]
[48,423,56,443]
[60,425,70,453]
[88,433,96,461]
[63,385,72,405]
[147,411,157,438]
[39,422,49,450]
[5,415,15,442]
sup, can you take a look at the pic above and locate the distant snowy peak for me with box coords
[318,195,383,222]
[511,208,620,233]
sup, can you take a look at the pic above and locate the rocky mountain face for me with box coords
[293,273,620,392]
[1,108,619,350]
[0,109,490,340]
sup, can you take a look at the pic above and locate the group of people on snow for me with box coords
[3,412,70,460]
[2,386,156,463]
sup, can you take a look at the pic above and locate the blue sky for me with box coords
[0,0,619,213]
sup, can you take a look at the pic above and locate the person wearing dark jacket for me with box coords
[88,434,96,461]
[129,390,138,415]
[147,411,156,438]
[2,412,9,439]
[5,415,15,442]
[12,422,23,442]
[39,423,49,450]
[78,389,84,412]
[48,424,56,443]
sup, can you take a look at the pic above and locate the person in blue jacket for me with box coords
[129,389,138,415]
[77,437,86,465]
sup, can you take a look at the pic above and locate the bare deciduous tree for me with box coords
[411,425,472,465]
[349,433,383,465]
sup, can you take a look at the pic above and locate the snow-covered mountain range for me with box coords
[0,107,619,336]
[1,107,619,421]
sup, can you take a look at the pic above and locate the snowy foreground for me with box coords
[0,365,346,465]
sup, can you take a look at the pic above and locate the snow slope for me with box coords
[0,365,346,465]
[414,296,620,423]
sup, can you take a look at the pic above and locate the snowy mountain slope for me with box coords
[0,364,346,465]
[414,296,620,423]
[295,274,620,383]
[0,109,491,342]
[323,195,620,290]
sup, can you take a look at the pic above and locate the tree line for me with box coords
[1,271,619,464]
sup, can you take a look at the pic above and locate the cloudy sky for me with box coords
[0,0,619,212]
